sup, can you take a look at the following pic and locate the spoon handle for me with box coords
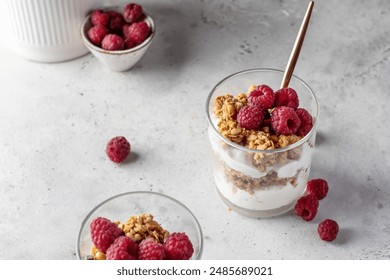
[280,1,314,89]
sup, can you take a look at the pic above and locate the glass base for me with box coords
[216,188,295,218]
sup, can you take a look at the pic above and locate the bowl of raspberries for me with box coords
[76,191,203,260]
[81,3,155,72]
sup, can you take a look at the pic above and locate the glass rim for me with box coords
[76,191,204,260]
[205,68,319,154]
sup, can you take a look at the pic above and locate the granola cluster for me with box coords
[214,93,248,143]
[118,213,170,243]
[225,165,308,195]
[90,246,106,260]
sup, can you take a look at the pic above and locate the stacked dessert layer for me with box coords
[209,85,315,212]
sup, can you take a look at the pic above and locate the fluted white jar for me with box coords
[0,0,102,62]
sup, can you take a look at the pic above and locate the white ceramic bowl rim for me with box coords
[76,191,203,260]
[205,68,319,154]
[80,7,155,55]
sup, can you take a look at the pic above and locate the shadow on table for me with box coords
[131,3,197,73]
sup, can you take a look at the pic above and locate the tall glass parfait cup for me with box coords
[206,69,319,218]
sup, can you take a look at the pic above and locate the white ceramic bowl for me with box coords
[76,191,203,260]
[0,0,101,63]
[81,7,155,72]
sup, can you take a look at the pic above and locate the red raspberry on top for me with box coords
[318,219,339,242]
[91,10,109,26]
[123,3,144,23]
[237,105,264,130]
[164,232,194,260]
[274,88,299,109]
[294,194,319,221]
[306,178,328,200]
[106,236,139,260]
[296,108,313,137]
[106,136,131,163]
[90,217,122,253]
[139,238,165,260]
[125,38,137,49]
[271,106,301,135]
[248,84,275,110]
[102,34,125,51]
[107,11,126,32]
[87,25,109,46]
[122,24,131,39]
[125,22,150,45]
[122,24,141,49]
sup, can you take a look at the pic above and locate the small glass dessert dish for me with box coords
[76,191,203,260]
[206,68,319,218]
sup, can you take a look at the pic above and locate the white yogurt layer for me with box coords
[208,127,266,178]
[215,170,307,211]
[208,126,312,179]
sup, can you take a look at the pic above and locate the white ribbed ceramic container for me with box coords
[0,0,101,62]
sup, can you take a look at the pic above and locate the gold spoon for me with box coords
[280,1,314,89]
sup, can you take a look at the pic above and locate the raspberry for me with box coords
[123,3,144,23]
[271,106,301,135]
[122,24,131,39]
[106,236,139,260]
[87,25,109,46]
[90,217,122,253]
[106,136,130,163]
[164,232,194,260]
[107,11,126,32]
[274,88,299,109]
[237,105,264,130]
[122,24,140,49]
[124,38,137,49]
[307,178,328,200]
[126,22,150,45]
[296,108,313,137]
[248,85,275,110]
[294,194,319,221]
[138,238,165,260]
[318,219,339,242]
[102,34,125,51]
[90,10,109,26]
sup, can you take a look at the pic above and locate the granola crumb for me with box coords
[91,246,106,260]
[118,213,170,244]
[224,163,302,194]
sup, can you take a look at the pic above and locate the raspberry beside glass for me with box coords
[206,68,319,218]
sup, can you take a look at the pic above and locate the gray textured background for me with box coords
[0,0,389,259]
